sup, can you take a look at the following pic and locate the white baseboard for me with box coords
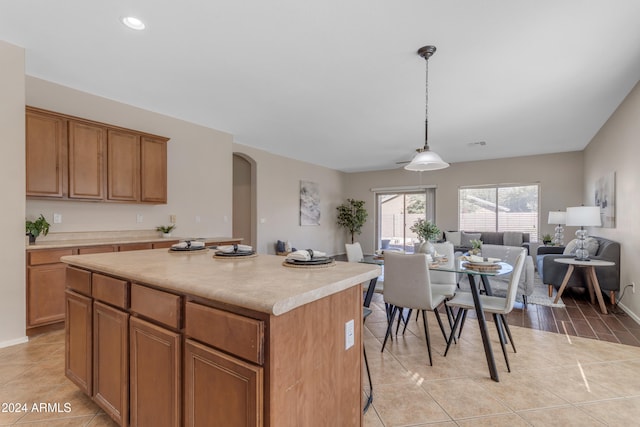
[0,336,28,349]
[617,302,640,326]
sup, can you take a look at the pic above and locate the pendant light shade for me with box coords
[405,45,450,172]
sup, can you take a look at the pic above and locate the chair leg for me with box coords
[548,285,553,297]
[494,313,511,372]
[421,310,433,366]
[444,308,465,357]
[381,306,398,352]
[457,309,468,339]
[398,308,411,335]
[444,303,457,344]
[362,345,373,413]
[522,295,527,308]
[500,314,516,353]
[610,291,615,305]
[433,307,448,343]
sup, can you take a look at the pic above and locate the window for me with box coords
[376,188,436,252]
[459,184,539,241]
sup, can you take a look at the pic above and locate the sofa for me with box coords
[444,230,531,253]
[537,236,620,304]
[477,244,535,305]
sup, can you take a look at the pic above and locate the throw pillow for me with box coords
[503,231,523,247]
[445,231,462,246]
[460,231,482,248]
[563,237,599,256]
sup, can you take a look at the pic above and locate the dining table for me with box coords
[361,254,513,382]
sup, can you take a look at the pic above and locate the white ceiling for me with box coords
[2,1,640,172]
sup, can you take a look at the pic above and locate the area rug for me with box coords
[458,271,565,308]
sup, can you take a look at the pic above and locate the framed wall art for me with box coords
[300,180,320,226]
[594,171,615,228]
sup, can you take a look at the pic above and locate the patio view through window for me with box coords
[377,189,435,252]
[459,184,539,241]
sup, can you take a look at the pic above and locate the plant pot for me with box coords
[162,233,172,238]
[27,233,36,244]
[416,241,435,256]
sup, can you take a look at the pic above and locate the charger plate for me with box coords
[282,259,336,269]
[213,251,257,259]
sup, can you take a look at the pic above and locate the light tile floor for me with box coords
[363,293,640,426]
[1,295,640,426]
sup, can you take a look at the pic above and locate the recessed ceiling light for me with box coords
[122,16,145,30]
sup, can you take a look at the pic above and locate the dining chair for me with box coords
[347,242,384,297]
[444,251,526,372]
[381,252,448,366]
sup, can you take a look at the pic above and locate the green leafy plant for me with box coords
[470,239,483,250]
[336,199,368,244]
[542,233,553,245]
[25,214,50,241]
[410,218,440,242]
[156,224,176,233]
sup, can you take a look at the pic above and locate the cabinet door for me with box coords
[65,290,92,395]
[185,339,263,427]
[130,317,181,427]
[118,243,153,252]
[108,129,140,201]
[27,263,67,327]
[26,109,66,197]
[93,302,129,427]
[152,240,178,249]
[68,120,106,200]
[140,136,167,203]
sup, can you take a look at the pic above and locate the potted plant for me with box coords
[156,224,176,238]
[542,233,553,246]
[470,239,483,255]
[336,199,368,244]
[410,218,440,254]
[25,214,50,244]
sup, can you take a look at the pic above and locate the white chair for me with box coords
[444,252,526,372]
[346,242,384,296]
[381,252,449,366]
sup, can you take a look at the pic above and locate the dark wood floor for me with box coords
[486,287,640,347]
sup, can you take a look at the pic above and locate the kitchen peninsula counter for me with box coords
[62,249,379,426]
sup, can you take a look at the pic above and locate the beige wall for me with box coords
[344,151,584,255]
[0,41,27,346]
[25,77,234,238]
[233,143,346,255]
[584,80,640,321]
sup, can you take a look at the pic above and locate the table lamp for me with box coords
[547,211,566,246]
[565,206,601,261]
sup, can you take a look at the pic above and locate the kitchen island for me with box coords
[61,249,380,427]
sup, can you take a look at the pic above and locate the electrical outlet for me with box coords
[632,282,636,294]
[345,319,355,350]
[53,213,62,224]
[169,214,176,224]
[136,214,144,223]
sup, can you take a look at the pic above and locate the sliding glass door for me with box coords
[376,189,435,253]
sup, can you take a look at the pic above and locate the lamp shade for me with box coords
[565,206,601,227]
[547,211,566,225]
[404,150,450,171]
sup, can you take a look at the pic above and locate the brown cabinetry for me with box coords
[93,301,129,427]
[68,119,106,200]
[26,248,73,329]
[65,289,92,395]
[25,106,168,204]
[25,109,66,197]
[118,243,153,252]
[130,317,181,427]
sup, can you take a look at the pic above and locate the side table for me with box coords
[553,258,615,314]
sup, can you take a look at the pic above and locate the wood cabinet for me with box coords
[93,301,129,427]
[140,136,167,203]
[25,106,168,204]
[25,109,66,197]
[118,243,153,252]
[185,339,262,427]
[65,289,92,395]
[108,129,140,202]
[68,119,106,200]
[130,317,181,427]
[26,248,74,329]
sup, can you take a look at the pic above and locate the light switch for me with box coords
[53,213,62,224]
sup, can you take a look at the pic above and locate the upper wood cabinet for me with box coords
[26,109,66,197]
[26,107,168,204]
[68,120,107,200]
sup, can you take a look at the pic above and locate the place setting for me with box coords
[282,249,335,268]
[168,240,209,253]
[212,244,256,259]
[459,254,502,271]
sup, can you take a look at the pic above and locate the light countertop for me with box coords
[61,250,380,316]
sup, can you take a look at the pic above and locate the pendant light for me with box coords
[405,45,450,171]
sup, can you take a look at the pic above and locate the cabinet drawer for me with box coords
[66,267,92,296]
[119,243,153,252]
[92,273,128,309]
[77,245,115,255]
[28,248,74,266]
[185,302,264,365]
[152,240,178,249]
[130,284,181,329]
